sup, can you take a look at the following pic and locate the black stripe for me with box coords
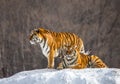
[63,62,65,68]
[43,38,46,48]
[94,58,99,63]
[63,59,67,68]
[62,33,67,45]
[45,45,48,51]
[68,33,72,44]
[47,50,50,54]
[72,34,76,45]
[69,56,78,65]
[40,39,43,43]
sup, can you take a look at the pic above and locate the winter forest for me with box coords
[0,0,120,78]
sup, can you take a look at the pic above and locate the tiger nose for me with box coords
[66,51,71,55]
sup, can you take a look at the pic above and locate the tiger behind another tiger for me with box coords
[57,46,108,69]
[29,28,86,68]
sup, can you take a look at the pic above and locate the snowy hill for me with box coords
[0,68,120,84]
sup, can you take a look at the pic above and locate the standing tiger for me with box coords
[57,46,108,69]
[29,28,86,68]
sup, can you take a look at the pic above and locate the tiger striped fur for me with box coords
[29,28,86,68]
[57,46,108,69]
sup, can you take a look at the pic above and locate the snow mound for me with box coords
[0,68,120,84]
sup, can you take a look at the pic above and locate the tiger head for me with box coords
[29,28,49,44]
[62,45,77,60]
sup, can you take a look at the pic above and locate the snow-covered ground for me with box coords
[0,68,120,84]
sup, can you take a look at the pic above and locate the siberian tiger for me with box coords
[57,46,108,69]
[29,28,86,68]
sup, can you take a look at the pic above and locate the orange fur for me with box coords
[57,48,107,69]
[29,28,84,68]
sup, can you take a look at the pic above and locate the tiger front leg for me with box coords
[47,49,55,69]
[68,63,83,69]
[57,62,64,70]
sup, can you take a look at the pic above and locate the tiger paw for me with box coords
[47,66,54,69]
[57,67,63,70]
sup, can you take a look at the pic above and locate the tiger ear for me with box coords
[33,28,40,33]
[36,29,40,33]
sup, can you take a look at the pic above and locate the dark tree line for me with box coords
[0,0,120,78]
